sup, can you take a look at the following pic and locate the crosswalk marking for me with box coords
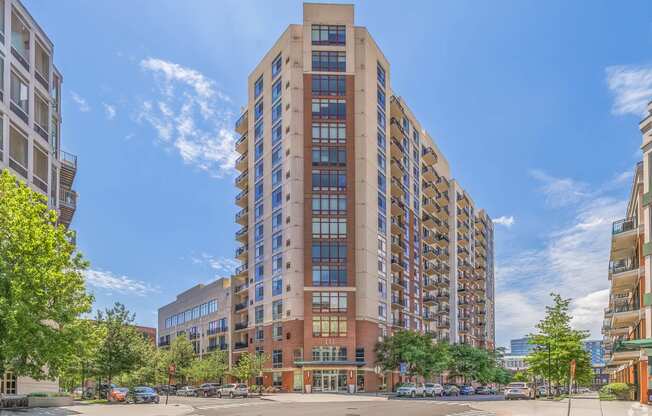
[195,401,272,410]
[446,410,496,416]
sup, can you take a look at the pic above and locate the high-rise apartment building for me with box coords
[510,337,534,356]
[231,3,494,393]
[0,0,76,396]
[602,100,652,405]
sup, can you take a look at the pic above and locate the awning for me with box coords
[621,339,652,349]
[293,360,367,367]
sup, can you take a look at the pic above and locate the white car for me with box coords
[217,383,249,398]
[396,383,426,398]
[504,382,535,400]
[424,383,444,397]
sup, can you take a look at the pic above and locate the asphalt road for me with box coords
[165,396,481,416]
[390,393,505,402]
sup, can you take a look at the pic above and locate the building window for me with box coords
[255,263,264,282]
[312,194,347,215]
[312,265,347,286]
[255,180,263,201]
[255,327,264,341]
[377,88,385,108]
[312,316,347,337]
[272,276,283,296]
[272,300,283,320]
[272,54,282,78]
[255,140,264,160]
[311,147,346,166]
[312,98,346,119]
[272,350,283,368]
[272,253,282,275]
[10,11,29,65]
[255,283,264,302]
[312,51,346,72]
[255,120,264,141]
[378,303,387,320]
[311,170,346,191]
[272,122,282,145]
[312,346,347,361]
[312,292,348,313]
[272,232,282,252]
[255,306,264,324]
[254,99,263,121]
[10,71,28,117]
[272,209,282,230]
[255,160,264,180]
[312,242,347,263]
[273,323,283,340]
[311,24,346,45]
[312,217,347,239]
[8,126,28,177]
[255,202,264,220]
[355,348,365,362]
[312,75,345,96]
[254,76,263,98]
[272,101,282,124]
[377,63,386,88]
[272,186,282,208]
[312,122,346,144]
[272,145,282,166]
[272,78,282,103]
[255,222,264,241]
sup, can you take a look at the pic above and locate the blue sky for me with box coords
[24,0,652,348]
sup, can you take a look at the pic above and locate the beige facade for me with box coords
[158,278,232,363]
[601,101,652,404]
[0,0,72,396]
[231,3,495,392]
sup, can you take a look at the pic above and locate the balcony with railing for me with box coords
[234,321,249,331]
[610,258,638,275]
[235,110,248,134]
[234,301,248,312]
[235,245,248,260]
[612,217,637,235]
[235,207,249,225]
[421,146,437,165]
[59,150,78,187]
[235,152,248,172]
[235,226,248,242]
[234,341,248,350]
[235,189,249,208]
[235,133,248,154]
[234,262,248,276]
[235,170,248,189]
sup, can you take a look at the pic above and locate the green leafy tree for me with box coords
[187,351,229,384]
[58,320,105,392]
[230,352,269,383]
[447,343,493,384]
[375,330,450,379]
[526,293,592,393]
[0,170,93,380]
[513,370,529,382]
[167,334,195,383]
[94,303,149,385]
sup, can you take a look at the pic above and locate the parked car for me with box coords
[128,387,160,404]
[424,383,444,397]
[176,386,198,397]
[537,386,549,397]
[100,383,117,399]
[396,383,426,398]
[108,387,129,402]
[156,385,177,396]
[504,382,535,400]
[475,386,496,395]
[199,383,221,397]
[443,384,460,396]
[217,384,249,398]
[460,385,475,395]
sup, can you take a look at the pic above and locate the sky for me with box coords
[23,0,652,348]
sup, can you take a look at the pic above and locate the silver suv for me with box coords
[504,382,535,400]
[217,383,249,398]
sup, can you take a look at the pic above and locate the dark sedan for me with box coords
[129,387,160,404]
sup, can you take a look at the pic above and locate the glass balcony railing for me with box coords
[610,258,638,275]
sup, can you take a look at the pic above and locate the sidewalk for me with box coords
[473,394,647,416]
[0,403,194,416]
[261,393,387,403]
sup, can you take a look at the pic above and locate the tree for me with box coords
[187,351,229,384]
[114,342,169,388]
[513,370,529,382]
[0,170,93,380]
[58,320,105,393]
[526,293,592,394]
[375,330,450,379]
[94,303,149,385]
[447,343,494,384]
[230,352,269,383]
[167,335,195,383]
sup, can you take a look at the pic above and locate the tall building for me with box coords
[602,101,652,404]
[583,340,605,367]
[0,0,75,396]
[231,3,495,393]
[158,279,231,361]
[510,337,533,356]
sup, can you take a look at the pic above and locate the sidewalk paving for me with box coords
[0,403,194,416]
[261,393,387,403]
[472,394,647,416]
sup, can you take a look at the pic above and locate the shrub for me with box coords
[601,383,631,400]
[26,392,49,397]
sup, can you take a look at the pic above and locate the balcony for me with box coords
[391,275,407,290]
[207,326,228,336]
[422,181,437,198]
[235,110,248,135]
[391,178,406,198]
[611,218,639,255]
[234,322,249,331]
[391,295,407,308]
[421,165,437,182]
[422,147,437,165]
[424,278,437,290]
[390,137,405,157]
[390,157,405,178]
[436,306,450,315]
[612,217,637,235]
[234,341,249,350]
[423,295,436,305]
[235,226,248,243]
[610,304,641,329]
[59,150,78,187]
[234,301,248,313]
[422,196,439,215]
[422,213,436,228]
[235,152,248,172]
[235,245,248,261]
[208,344,228,352]
[438,320,451,329]
[235,170,248,189]
[235,134,248,154]
[235,189,249,208]
[391,255,406,272]
[58,189,77,226]
[609,257,639,291]
[158,339,170,348]
[423,245,438,260]
[235,207,249,225]
[234,262,248,277]
[436,291,450,301]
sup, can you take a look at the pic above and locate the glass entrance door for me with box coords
[311,370,347,392]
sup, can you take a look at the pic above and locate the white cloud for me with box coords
[191,253,238,276]
[137,58,238,178]
[495,170,626,346]
[606,65,652,116]
[103,103,116,120]
[492,216,515,227]
[84,269,159,297]
[70,91,90,112]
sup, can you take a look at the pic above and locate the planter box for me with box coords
[28,396,73,408]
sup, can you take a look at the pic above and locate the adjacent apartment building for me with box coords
[602,100,652,404]
[230,3,495,393]
[158,279,232,362]
[0,0,77,395]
